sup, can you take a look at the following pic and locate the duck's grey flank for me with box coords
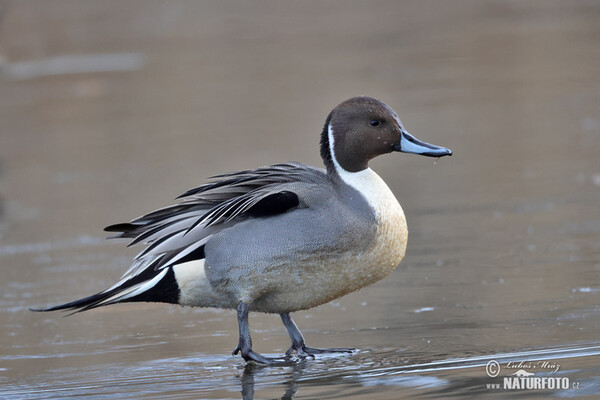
[33,96,452,364]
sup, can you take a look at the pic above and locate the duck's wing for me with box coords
[35,162,327,313]
[108,162,327,276]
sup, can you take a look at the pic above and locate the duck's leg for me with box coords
[280,313,355,357]
[232,302,288,364]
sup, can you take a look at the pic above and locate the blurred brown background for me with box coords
[1,1,599,399]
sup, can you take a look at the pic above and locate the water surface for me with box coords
[1,1,599,398]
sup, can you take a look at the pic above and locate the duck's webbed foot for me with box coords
[280,313,356,358]
[287,344,356,357]
[233,302,289,365]
[232,343,288,365]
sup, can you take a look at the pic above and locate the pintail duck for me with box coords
[34,97,452,364]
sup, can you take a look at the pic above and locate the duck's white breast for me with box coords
[337,166,408,284]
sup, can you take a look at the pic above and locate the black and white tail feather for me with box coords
[33,162,326,314]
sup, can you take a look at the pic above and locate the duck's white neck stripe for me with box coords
[327,123,395,210]
[327,123,370,180]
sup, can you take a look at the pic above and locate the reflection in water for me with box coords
[240,363,298,400]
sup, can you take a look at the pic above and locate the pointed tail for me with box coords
[31,267,180,314]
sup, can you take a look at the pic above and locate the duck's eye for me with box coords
[370,120,380,127]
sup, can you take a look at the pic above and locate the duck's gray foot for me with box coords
[234,302,289,365]
[232,343,288,364]
[280,313,356,358]
[288,345,356,357]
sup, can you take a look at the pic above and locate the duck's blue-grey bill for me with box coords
[394,130,452,157]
